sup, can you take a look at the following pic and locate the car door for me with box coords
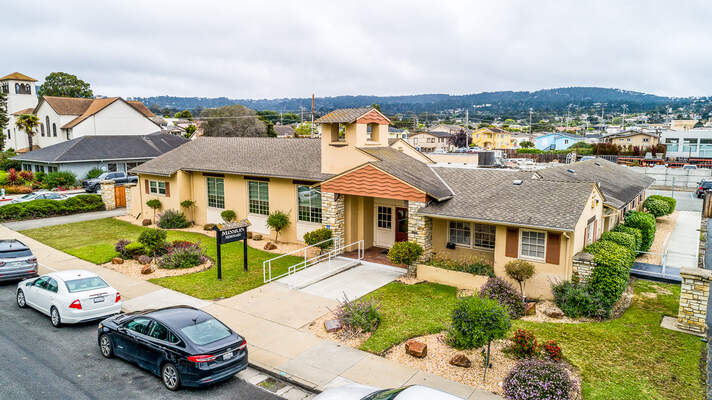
[117,317,153,364]
[33,277,58,313]
[139,321,176,374]
[24,276,47,308]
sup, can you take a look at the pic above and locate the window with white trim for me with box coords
[149,180,166,195]
[473,224,496,249]
[248,181,269,215]
[520,230,546,259]
[377,206,392,229]
[206,177,224,208]
[297,185,321,223]
[448,221,471,246]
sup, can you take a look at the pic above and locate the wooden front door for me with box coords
[114,185,126,208]
[395,207,408,242]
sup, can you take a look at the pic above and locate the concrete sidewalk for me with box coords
[665,210,701,268]
[2,225,501,399]
[3,208,128,231]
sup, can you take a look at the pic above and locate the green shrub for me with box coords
[157,209,190,229]
[156,242,207,269]
[503,359,573,400]
[624,211,656,251]
[600,231,637,253]
[387,241,423,266]
[333,294,381,334]
[504,259,536,298]
[647,194,676,214]
[552,280,608,319]
[203,223,216,231]
[0,194,104,221]
[511,329,539,359]
[43,171,76,188]
[479,277,526,319]
[584,240,633,310]
[267,210,290,241]
[114,239,131,259]
[612,225,643,252]
[446,296,511,350]
[138,229,167,256]
[86,168,103,180]
[35,171,46,183]
[426,255,495,277]
[303,227,333,250]
[643,197,670,218]
[124,242,145,258]
[220,209,236,222]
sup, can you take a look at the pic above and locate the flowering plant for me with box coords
[511,329,538,359]
[503,358,572,400]
[542,340,562,362]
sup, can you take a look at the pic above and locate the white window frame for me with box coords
[376,206,392,230]
[248,180,269,215]
[206,177,224,208]
[149,180,166,196]
[297,185,322,223]
[519,230,546,261]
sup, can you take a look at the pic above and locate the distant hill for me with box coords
[132,87,693,116]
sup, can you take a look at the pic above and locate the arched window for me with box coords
[52,123,57,137]
[40,124,45,137]
[15,83,20,94]
[46,117,50,134]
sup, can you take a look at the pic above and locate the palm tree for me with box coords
[15,114,39,151]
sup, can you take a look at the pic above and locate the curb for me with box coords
[248,361,322,394]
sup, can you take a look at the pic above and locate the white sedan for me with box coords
[16,270,122,328]
[314,384,464,400]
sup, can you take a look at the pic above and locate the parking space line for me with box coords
[39,263,57,272]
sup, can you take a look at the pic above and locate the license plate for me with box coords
[93,297,105,303]
[223,351,234,360]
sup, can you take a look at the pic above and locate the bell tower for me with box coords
[1,72,39,114]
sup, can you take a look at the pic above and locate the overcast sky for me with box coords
[4,1,711,99]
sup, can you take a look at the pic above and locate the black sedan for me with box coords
[697,181,712,198]
[97,306,248,390]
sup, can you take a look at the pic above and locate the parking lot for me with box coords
[647,189,703,212]
[0,281,282,400]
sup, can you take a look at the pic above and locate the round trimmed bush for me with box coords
[158,209,190,229]
[612,225,643,252]
[387,241,423,266]
[624,211,656,252]
[504,259,535,297]
[647,194,676,214]
[643,197,670,218]
[584,240,633,310]
[479,277,526,319]
[303,227,333,250]
[124,242,145,258]
[220,209,236,222]
[552,280,607,319]
[503,358,572,400]
[599,231,637,254]
[446,296,511,350]
[138,229,168,256]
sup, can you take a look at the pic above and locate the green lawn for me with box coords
[360,280,705,400]
[21,218,303,299]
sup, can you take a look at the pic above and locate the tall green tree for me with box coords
[15,114,40,150]
[0,91,8,151]
[37,72,93,98]
[174,109,192,119]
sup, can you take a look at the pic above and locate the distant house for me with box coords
[429,124,462,134]
[472,127,513,149]
[12,133,188,179]
[388,126,408,140]
[602,131,660,147]
[274,124,296,138]
[408,131,452,152]
[670,120,697,131]
[535,132,584,151]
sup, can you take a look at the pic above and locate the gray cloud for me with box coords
[3,1,711,98]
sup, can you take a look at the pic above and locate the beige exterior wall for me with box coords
[427,153,479,165]
[408,133,450,152]
[389,140,433,164]
[608,134,659,147]
[431,218,495,265]
[571,188,605,254]
[320,123,379,174]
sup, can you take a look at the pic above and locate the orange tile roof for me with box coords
[127,101,155,118]
[0,72,37,82]
[41,96,94,115]
[11,108,35,116]
[62,98,120,129]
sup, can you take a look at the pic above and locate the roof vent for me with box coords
[567,169,575,173]
[513,180,523,185]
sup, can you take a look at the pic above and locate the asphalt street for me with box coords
[0,281,282,400]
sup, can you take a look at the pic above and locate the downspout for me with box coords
[562,232,572,279]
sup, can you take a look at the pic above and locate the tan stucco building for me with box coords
[130,107,652,299]
[603,131,660,148]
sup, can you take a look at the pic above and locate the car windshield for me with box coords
[703,182,712,188]
[179,318,231,345]
[0,249,32,258]
[363,388,407,400]
[64,276,109,293]
[19,194,35,199]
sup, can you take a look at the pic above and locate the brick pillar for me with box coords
[677,267,712,334]
[100,180,115,211]
[572,252,595,283]
[408,201,432,276]
[322,192,344,251]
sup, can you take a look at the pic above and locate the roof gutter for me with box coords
[416,212,575,232]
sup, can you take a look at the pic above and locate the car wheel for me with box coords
[50,306,62,328]
[161,362,181,391]
[16,290,26,308]
[99,334,114,358]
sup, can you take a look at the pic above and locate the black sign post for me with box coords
[212,221,250,280]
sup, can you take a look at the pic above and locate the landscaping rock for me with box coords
[525,301,537,316]
[449,354,471,368]
[141,218,152,226]
[263,241,277,250]
[324,319,342,333]
[543,304,564,319]
[247,231,253,239]
[141,264,153,275]
[405,339,427,358]
[253,233,263,241]
[111,257,124,264]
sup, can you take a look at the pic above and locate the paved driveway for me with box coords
[647,189,702,212]
[3,208,128,231]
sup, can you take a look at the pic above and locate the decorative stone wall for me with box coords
[100,180,115,211]
[125,182,137,217]
[322,192,344,251]
[572,252,595,283]
[677,267,712,334]
[408,201,432,263]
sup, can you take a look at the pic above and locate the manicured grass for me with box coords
[21,218,303,299]
[359,280,705,400]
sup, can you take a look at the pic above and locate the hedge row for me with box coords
[623,211,656,252]
[583,239,634,310]
[599,231,637,254]
[0,194,104,221]
[646,195,676,215]
[612,225,643,252]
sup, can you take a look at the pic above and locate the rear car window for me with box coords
[0,249,33,258]
[180,318,231,345]
[64,276,109,293]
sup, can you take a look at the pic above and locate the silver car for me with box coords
[9,191,67,204]
[0,239,39,282]
[314,384,464,400]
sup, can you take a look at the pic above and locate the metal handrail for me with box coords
[262,236,341,283]
[263,239,363,284]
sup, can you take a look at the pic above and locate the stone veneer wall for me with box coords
[100,180,115,211]
[572,252,595,283]
[408,201,432,264]
[677,266,712,334]
[322,192,344,251]
[125,182,137,217]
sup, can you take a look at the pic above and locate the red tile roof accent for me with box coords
[321,164,426,202]
[357,109,390,125]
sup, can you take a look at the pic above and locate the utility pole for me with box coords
[311,93,315,137]
[529,108,533,140]
[300,107,304,123]
[621,104,628,131]
[465,109,470,146]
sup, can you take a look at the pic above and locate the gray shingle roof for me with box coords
[420,168,596,231]
[12,133,188,163]
[131,137,332,181]
[534,158,654,209]
[358,147,453,201]
[315,107,374,124]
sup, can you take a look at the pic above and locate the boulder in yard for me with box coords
[543,304,564,319]
[141,264,153,275]
[111,257,124,265]
[253,233,263,241]
[405,339,427,358]
[247,231,253,239]
[324,319,342,333]
[141,218,152,226]
[263,241,277,250]
[449,354,471,368]
[525,302,537,316]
